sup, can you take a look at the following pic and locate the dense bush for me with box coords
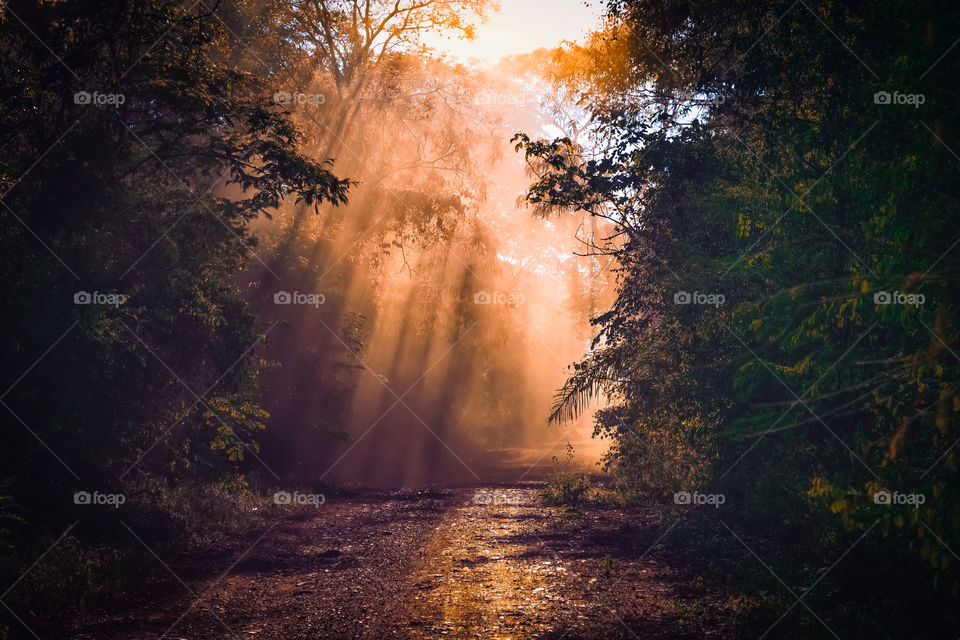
[518,0,960,634]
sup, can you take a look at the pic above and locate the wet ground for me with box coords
[73,486,728,639]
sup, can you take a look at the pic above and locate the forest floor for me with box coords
[72,485,734,640]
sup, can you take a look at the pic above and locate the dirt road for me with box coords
[75,486,724,639]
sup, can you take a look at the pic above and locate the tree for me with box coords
[517,0,960,634]
[0,0,350,523]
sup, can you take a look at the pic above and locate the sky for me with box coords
[422,0,603,63]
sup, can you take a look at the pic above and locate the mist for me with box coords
[241,46,611,485]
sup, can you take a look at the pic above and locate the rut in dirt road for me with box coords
[76,486,720,640]
[394,487,709,639]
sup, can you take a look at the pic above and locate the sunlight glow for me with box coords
[423,0,602,63]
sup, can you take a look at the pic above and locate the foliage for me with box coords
[0,2,349,630]
[540,443,592,507]
[518,0,960,633]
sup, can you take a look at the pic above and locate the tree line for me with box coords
[517,0,960,636]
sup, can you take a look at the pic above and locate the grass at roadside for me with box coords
[0,475,346,640]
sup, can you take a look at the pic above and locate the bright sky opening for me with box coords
[422,0,602,62]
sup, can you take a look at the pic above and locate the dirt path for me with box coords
[76,486,724,640]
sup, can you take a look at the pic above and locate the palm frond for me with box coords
[548,362,606,425]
